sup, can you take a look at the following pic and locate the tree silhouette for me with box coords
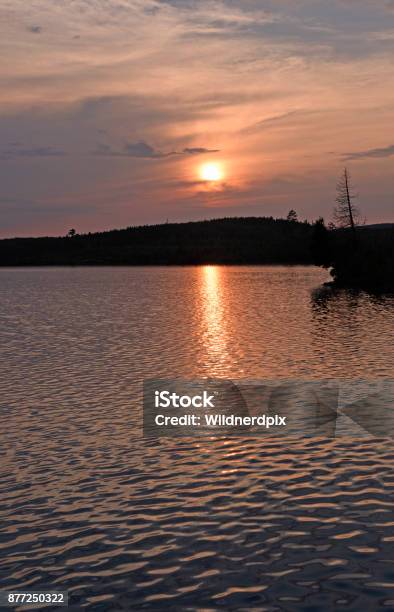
[333,168,362,234]
[67,228,76,238]
[286,209,298,222]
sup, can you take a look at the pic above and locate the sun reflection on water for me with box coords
[198,265,231,375]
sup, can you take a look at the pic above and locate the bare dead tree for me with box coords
[333,168,362,235]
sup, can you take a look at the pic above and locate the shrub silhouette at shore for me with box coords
[312,221,394,293]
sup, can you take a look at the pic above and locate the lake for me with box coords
[0,266,393,610]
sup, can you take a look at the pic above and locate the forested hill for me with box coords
[0,217,316,266]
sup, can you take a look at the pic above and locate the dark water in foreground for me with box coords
[0,266,393,610]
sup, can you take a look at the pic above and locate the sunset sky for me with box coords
[1,0,394,237]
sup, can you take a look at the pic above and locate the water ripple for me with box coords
[0,267,393,610]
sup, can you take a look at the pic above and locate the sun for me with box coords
[200,162,223,182]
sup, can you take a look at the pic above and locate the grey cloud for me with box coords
[124,141,171,158]
[182,147,220,154]
[93,141,176,159]
[163,0,394,60]
[93,142,219,159]
[0,146,66,160]
[343,144,394,160]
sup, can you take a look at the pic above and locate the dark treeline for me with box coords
[0,216,392,292]
[0,217,316,266]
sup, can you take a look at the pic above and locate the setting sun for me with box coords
[200,163,223,182]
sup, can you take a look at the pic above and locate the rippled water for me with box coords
[0,266,393,610]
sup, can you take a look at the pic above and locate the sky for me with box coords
[1,0,394,237]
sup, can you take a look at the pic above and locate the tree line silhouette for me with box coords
[0,169,392,292]
[0,217,317,266]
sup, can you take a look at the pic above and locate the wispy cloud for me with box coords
[93,142,220,159]
[182,147,220,155]
[343,144,394,160]
[241,110,320,134]
[1,0,394,234]
[93,141,176,159]
[0,145,65,160]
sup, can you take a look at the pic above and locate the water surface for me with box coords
[0,267,393,610]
